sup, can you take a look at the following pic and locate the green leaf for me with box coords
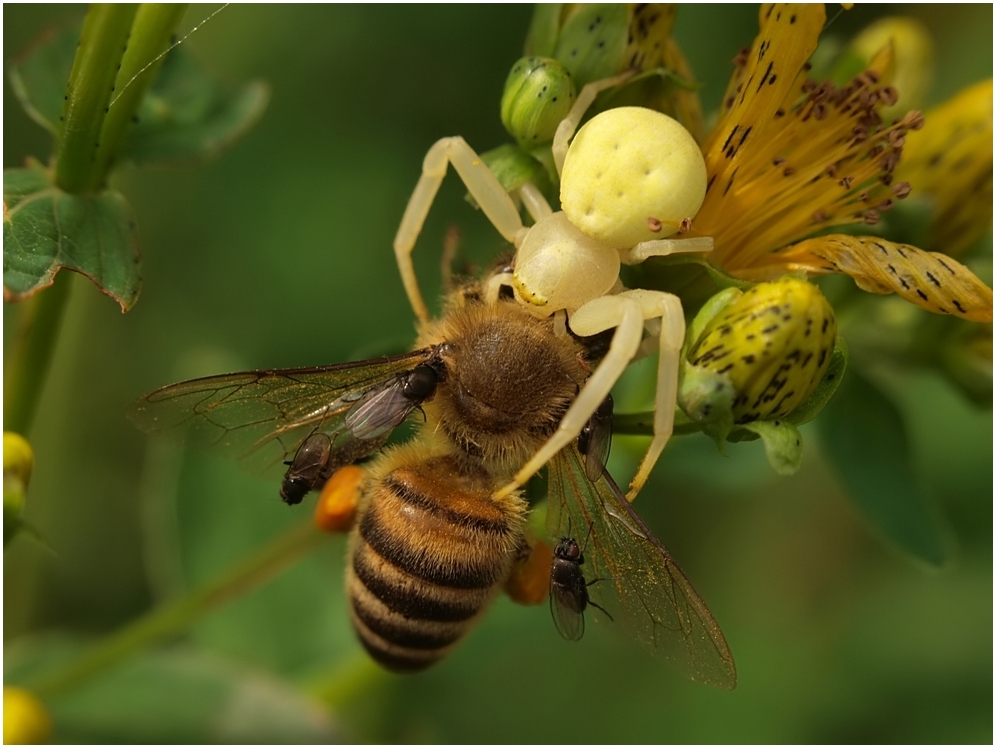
[5,635,340,743]
[122,47,270,166]
[736,419,803,475]
[817,369,947,566]
[8,25,80,134]
[4,162,141,311]
[787,334,849,426]
[8,22,269,169]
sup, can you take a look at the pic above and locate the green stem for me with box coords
[91,3,189,187]
[302,653,387,709]
[3,274,74,435]
[29,520,327,698]
[55,4,139,193]
[614,409,701,437]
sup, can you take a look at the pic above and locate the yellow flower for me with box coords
[685,4,992,324]
[3,686,52,744]
[894,79,993,258]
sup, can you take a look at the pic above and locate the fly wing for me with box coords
[549,583,586,642]
[344,377,421,440]
[128,349,435,478]
[546,444,737,689]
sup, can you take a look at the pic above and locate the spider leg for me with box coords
[394,136,526,323]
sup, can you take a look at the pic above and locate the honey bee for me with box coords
[130,275,736,686]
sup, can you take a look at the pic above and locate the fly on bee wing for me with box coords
[546,442,737,689]
[576,392,613,482]
[280,432,334,505]
[343,358,447,440]
[549,528,614,642]
[128,347,446,501]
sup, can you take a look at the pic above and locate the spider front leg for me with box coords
[615,290,685,502]
[394,136,527,323]
[621,235,715,264]
[552,70,636,176]
[493,292,645,500]
[494,289,684,503]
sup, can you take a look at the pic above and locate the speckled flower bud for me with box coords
[686,278,837,424]
[501,57,576,146]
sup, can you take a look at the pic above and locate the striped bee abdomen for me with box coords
[346,451,526,673]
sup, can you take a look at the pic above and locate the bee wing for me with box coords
[581,397,613,483]
[546,444,737,689]
[128,348,435,478]
[549,582,586,642]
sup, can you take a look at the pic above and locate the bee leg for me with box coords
[494,294,644,500]
[313,465,366,534]
[394,136,527,324]
[504,536,554,606]
[552,70,637,176]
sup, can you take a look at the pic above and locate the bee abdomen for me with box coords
[346,456,525,673]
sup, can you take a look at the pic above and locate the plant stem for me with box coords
[613,409,701,437]
[3,275,74,435]
[55,4,139,193]
[90,3,189,188]
[302,653,387,709]
[28,520,327,698]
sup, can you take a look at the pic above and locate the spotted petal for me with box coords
[778,235,993,322]
[703,4,825,174]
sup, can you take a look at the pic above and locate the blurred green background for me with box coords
[4,4,992,743]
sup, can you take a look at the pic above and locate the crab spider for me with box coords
[393,74,714,502]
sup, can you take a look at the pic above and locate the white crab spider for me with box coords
[393,73,713,502]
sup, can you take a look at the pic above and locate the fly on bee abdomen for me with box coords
[346,446,527,672]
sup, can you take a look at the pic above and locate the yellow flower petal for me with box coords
[779,234,993,322]
[705,4,825,166]
[895,79,993,257]
[694,4,921,276]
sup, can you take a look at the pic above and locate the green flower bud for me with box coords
[685,278,838,424]
[501,57,576,146]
